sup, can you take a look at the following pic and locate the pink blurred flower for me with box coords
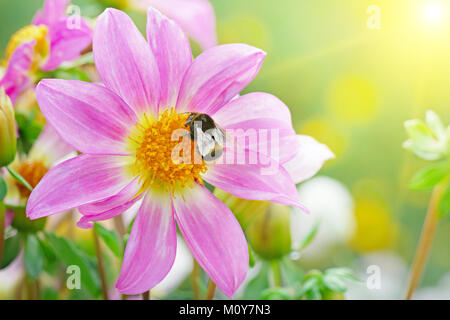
[28,8,332,297]
[3,124,73,229]
[0,43,34,103]
[0,0,92,102]
[129,0,217,50]
[32,0,92,71]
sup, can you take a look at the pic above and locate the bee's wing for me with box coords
[196,127,216,157]
[210,127,225,147]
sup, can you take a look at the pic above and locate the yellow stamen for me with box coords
[3,25,50,70]
[128,108,208,194]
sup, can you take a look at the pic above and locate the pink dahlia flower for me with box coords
[0,0,92,102]
[28,8,332,297]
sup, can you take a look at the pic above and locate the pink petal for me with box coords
[173,184,248,298]
[77,196,142,229]
[283,135,335,184]
[94,8,161,115]
[26,154,134,219]
[77,178,142,229]
[42,18,92,71]
[203,147,306,210]
[5,210,14,229]
[176,44,265,114]
[213,92,299,164]
[32,0,71,25]
[36,79,137,155]
[145,0,217,50]
[30,124,74,167]
[0,42,34,103]
[146,8,192,108]
[116,191,176,295]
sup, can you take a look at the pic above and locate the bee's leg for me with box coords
[202,148,223,162]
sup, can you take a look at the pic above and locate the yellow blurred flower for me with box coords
[3,25,49,71]
[350,199,398,253]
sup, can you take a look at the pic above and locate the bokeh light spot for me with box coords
[350,199,398,253]
[218,15,271,51]
[421,1,446,26]
[298,118,348,157]
[328,75,378,123]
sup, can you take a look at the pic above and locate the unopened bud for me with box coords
[214,189,270,229]
[0,88,16,167]
[11,207,46,233]
[246,203,292,260]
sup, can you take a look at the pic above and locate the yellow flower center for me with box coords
[15,159,48,198]
[3,25,50,70]
[128,108,208,194]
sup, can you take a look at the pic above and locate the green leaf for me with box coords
[306,286,322,300]
[0,232,21,269]
[243,263,270,299]
[260,287,292,300]
[298,222,319,250]
[37,236,59,274]
[409,162,449,190]
[296,276,319,298]
[323,274,347,293]
[439,185,450,219]
[325,267,358,281]
[42,287,59,300]
[248,244,256,268]
[15,112,43,155]
[6,166,33,192]
[54,68,91,82]
[0,176,7,201]
[45,232,101,297]
[94,223,123,258]
[281,258,304,284]
[24,234,44,279]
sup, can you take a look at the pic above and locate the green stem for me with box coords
[142,290,150,300]
[271,261,282,287]
[5,204,26,211]
[192,259,201,300]
[0,203,5,267]
[405,178,448,299]
[93,228,109,300]
[205,280,216,300]
[6,166,33,192]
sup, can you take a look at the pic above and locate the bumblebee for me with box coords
[184,113,225,161]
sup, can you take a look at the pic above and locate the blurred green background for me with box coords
[1,0,449,293]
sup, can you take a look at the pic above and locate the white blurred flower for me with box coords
[346,251,408,300]
[290,176,355,258]
[0,251,23,297]
[152,235,193,297]
[413,273,450,300]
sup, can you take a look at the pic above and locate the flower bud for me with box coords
[11,207,46,233]
[0,88,17,167]
[246,203,292,260]
[214,189,270,229]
